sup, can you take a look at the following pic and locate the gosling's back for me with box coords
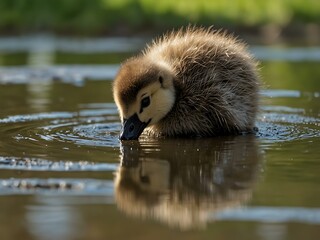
[144,28,260,137]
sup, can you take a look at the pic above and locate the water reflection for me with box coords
[26,198,82,240]
[115,136,262,229]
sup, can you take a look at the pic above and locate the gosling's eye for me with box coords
[141,96,150,109]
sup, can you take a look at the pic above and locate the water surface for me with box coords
[0,37,319,240]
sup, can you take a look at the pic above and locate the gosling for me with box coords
[113,27,260,140]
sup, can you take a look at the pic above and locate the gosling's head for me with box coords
[113,57,176,140]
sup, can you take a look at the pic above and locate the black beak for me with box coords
[120,113,151,140]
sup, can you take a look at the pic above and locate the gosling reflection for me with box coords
[115,136,261,229]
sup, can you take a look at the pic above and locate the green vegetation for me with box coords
[0,0,319,35]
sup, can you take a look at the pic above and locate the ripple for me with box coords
[0,65,119,85]
[261,89,302,98]
[0,178,114,196]
[0,35,144,53]
[260,112,319,124]
[256,111,320,144]
[256,121,320,144]
[0,157,118,171]
[44,122,120,147]
[215,206,320,225]
[1,110,319,150]
[261,106,305,114]
[0,94,319,153]
[256,90,320,144]
[0,36,319,61]
[0,103,121,148]
[0,112,75,124]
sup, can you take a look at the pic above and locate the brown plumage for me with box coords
[113,27,260,140]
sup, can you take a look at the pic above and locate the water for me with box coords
[0,37,319,240]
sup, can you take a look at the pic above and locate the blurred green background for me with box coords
[0,0,319,37]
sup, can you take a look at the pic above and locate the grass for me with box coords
[0,0,319,35]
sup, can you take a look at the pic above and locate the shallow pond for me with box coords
[0,36,319,240]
